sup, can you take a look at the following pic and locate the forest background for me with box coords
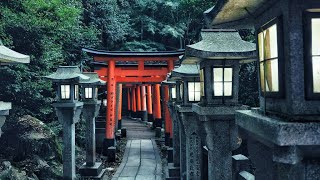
[0,0,258,178]
[0,0,258,129]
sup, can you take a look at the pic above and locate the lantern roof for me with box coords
[0,45,30,64]
[204,0,271,29]
[45,66,89,81]
[80,72,106,85]
[161,79,176,85]
[170,64,199,79]
[0,101,11,111]
[186,29,256,62]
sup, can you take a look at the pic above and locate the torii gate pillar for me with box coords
[103,60,116,160]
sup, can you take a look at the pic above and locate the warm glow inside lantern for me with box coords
[188,82,201,102]
[311,18,320,93]
[258,23,280,93]
[213,67,233,97]
[171,87,177,99]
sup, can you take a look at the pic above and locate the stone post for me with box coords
[178,105,203,180]
[0,102,11,138]
[79,101,106,178]
[54,104,83,180]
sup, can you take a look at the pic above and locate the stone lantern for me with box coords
[186,29,256,180]
[0,102,11,137]
[79,72,106,179]
[0,44,30,137]
[204,0,320,179]
[45,66,89,180]
[161,79,176,147]
[170,62,201,180]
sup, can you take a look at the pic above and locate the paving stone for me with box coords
[141,159,157,167]
[135,175,156,180]
[120,167,139,177]
[112,118,163,180]
[117,177,135,180]
[138,166,156,175]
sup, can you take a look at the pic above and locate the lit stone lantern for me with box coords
[205,1,320,179]
[45,66,89,180]
[170,62,201,180]
[79,72,106,179]
[186,29,256,180]
[165,73,184,179]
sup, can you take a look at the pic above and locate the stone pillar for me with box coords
[166,101,181,179]
[192,104,249,180]
[178,105,203,180]
[54,104,82,180]
[0,102,10,138]
[80,102,106,178]
[171,103,180,166]
[179,114,187,180]
[204,120,235,180]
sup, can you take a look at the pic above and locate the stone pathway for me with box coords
[112,118,162,180]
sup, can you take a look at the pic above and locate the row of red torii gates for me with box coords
[83,48,185,150]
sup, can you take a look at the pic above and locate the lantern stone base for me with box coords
[168,163,180,177]
[153,118,162,128]
[0,102,10,137]
[236,109,320,180]
[118,120,122,129]
[148,114,153,122]
[103,138,116,160]
[192,104,250,180]
[139,111,147,121]
[131,111,137,118]
[155,127,162,138]
[121,128,127,138]
[167,147,173,163]
[165,133,171,146]
[79,162,106,179]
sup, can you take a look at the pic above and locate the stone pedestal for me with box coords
[54,102,83,180]
[236,109,320,180]
[148,113,153,122]
[167,101,181,178]
[141,111,148,121]
[193,104,249,180]
[0,101,11,138]
[177,106,187,180]
[178,105,203,180]
[80,101,106,179]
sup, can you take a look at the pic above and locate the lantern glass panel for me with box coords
[171,87,176,99]
[188,82,201,102]
[213,67,233,97]
[258,24,279,92]
[74,85,79,100]
[85,87,93,99]
[60,85,70,100]
[311,18,320,93]
[180,83,183,99]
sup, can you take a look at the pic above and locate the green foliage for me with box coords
[0,0,258,123]
[0,0,100,121]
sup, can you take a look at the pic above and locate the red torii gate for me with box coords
[82,48,184,153]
